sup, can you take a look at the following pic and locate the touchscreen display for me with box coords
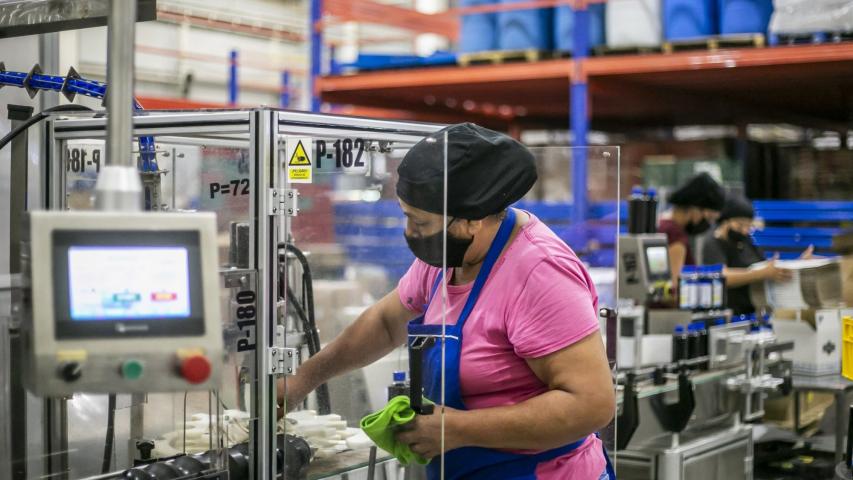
[68,246,191,320]
[645,245,669,276]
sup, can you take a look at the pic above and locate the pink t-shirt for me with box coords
[397,211,606,479]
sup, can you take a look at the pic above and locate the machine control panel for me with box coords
[618,234,671,303]
[22,211,223,395]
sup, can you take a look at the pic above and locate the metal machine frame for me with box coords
[4,108,443,480]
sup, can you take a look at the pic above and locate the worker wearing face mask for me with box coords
[701,193,811,316]
[278,123,615,480]
[657,172,726,283]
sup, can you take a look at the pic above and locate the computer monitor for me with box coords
[24,211,223,395]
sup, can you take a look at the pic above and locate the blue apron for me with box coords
[407,209,616,480]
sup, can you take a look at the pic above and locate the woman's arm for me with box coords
[397,331,615,457]
[724,256,792,288]
[669,241,687,282]
[278,288,417,411]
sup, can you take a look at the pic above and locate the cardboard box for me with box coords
[617,334,672,368]
[773,308,852,375]
[750,258,843,310]
[764,391,835,430]
[841,255,853,307]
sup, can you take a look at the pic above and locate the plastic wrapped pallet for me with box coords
[460,0,498,52]
[664,0,717,40]
[719,0,773,34]
[497,0,554,50]
[606,0,663,48]
[770,0,853,35]
[554,3,606,52]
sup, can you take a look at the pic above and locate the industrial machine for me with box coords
[614,232,793,480]
[0,105,452,479]
[0,98,628,478]
[618,234,671,305]
[0,6,626,480]
[22,211,223,396]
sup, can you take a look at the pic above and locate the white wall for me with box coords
[0,36,42,275]
[68,0,310,109]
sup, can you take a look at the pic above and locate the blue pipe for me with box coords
[0,70,27,88]
[134,96,158,173]
[2,63,158,193]
[310,0,322,112]
[67,78,107,99]
[570,4,590,224]
[26,73,64,92]
[281,70,291,108]
[228,50,239,107]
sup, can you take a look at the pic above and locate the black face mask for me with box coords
[405,220,473,268]
[727,230,750,243]
[684,218,711,235]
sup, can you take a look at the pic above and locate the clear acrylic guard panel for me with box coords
[52,131,251,479]
[438,145,620,478]
[279,128,448,479]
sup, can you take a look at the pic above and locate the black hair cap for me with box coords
[719,193,755,222]
[667,172,725,211]
[396,123,538,219]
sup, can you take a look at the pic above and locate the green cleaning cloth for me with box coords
[360,395,429,466]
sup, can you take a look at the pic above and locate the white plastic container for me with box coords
[606,0,663,48]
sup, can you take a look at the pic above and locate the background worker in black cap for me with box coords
[701,193,812,315]
[658,172,726,282]
[278,123,615,479]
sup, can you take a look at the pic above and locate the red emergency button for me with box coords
[180,355,211,384]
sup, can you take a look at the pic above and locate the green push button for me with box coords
[121,360,144,380]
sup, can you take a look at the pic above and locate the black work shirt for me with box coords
[702,232,765,315]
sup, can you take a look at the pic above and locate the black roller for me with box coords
[169,455,205,476]
[279,434,312,479]
[142,462,182,479]
[121,434,312,480]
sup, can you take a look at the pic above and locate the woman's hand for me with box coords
[277,374,312,417]
[395,407,467,460]
[760,255,792,282]
[800,245,815,260]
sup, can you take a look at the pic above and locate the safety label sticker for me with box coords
[286,137,313,183]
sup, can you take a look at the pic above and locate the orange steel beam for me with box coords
[318,59,572,92]
[318,44,853,95]
[322,0,458,39]
[584,43,853,76]
[136,96,230,109]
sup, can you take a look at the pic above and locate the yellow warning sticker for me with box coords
[285,137,313,183]
[289,141,311,166]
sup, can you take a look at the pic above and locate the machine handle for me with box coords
[408,336,435,415]
[600,308,617,370]
[764,341,795,354]
[367,446,377,480]
[616,372,639,451]
[847,404,853,468]
[649,368,696,434]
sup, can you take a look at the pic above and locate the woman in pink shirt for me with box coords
[280,123,615,479]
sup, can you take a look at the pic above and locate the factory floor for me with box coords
[754,439,838,480]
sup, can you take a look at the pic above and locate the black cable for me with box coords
[282,244,322,357]
[0,104,92,152]
[101,394,117,474]
[279,243,331,415]
[283,280,331,415]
